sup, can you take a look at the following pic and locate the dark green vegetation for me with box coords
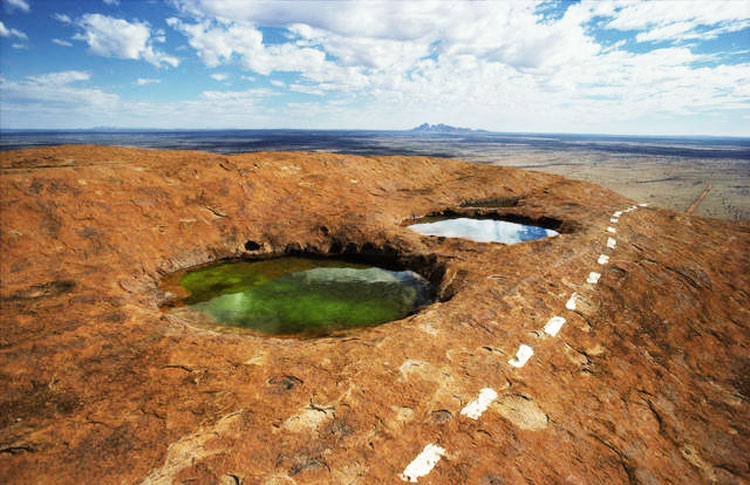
[171,257,433,337]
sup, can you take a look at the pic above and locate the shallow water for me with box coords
[409,217,558,244]
[167,257,432,336]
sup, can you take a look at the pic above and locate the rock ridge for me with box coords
[0,145,748,483]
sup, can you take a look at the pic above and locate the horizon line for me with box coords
[1,127,749,140]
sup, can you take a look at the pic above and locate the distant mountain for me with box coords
[409,123,486,133]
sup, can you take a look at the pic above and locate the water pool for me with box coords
[163,256,433,337]
[409,217,559,244]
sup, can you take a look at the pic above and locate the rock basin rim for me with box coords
[159,254,438,338]
[0,145,747,484]
[159,209,567,311]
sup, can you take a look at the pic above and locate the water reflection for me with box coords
[409,217,558,244]
[165,257,432,336]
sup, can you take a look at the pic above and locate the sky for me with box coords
[0,0,748,135]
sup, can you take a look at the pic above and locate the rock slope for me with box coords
[0,145,748,484]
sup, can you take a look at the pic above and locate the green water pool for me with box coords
[166,256,433,337]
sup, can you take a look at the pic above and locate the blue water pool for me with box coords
[409,217,558,244]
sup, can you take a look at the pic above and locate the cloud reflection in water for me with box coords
[409,217,558,244]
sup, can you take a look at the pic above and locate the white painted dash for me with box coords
[508,344,534,368]
[587,271,601,284]
[638,203,649,207]
[400,444,446,482]
[597,254,610,265]
[607,226,616,234]
[460,388,498,420]
[543,316,566,337]
[613,211,622,217]
[565,293,577,310]
[606,237,616,249]
[610,217,619,223]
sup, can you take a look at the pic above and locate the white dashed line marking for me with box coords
[543,316,566,337]
[460,388,498,420]
[400,444,446,482]
[587,271,601,284]
[395,203,643,482]
[565,293,577,310]
[508,344,534,368]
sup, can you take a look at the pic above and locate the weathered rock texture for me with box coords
[1,145,748,484]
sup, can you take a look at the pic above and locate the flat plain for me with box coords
[483,150,749,221]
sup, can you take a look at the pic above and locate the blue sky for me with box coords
[1,0,748,135]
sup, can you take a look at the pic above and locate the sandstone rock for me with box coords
[0,145,748,483]
[493,394,548,431]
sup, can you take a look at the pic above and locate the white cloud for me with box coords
[0,75,116,129]
[1,71,118,113]
[26,71,90,85]
[163,0,749,133]
[0,72,277,129]
[74,14,179,68]
[52,38,73,47]
[167,2,601,85]
[603,1,749,30]
[168,16,371,96]
[166,17,254,67]
[4,0,30,13]
[128,91,279,128]
[153,28,166,43]
[103,0,120,5]
[598,0,750,43]
[172,1,598,69]
[288,83,325,96]
[167,17,334,77]
[173,0,447,39]
[12,43,26,49]
[210,72,228,81]
[136,77,160,86]
[199,87,272,101]
[4,0,749,134]
[289,23,431,71]
[111,87,278,128]
[0,21,27,39]
[53,13,72,24]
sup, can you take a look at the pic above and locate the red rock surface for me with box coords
[0,145,748,484]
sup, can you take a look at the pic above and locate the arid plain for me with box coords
[485,151,749,221]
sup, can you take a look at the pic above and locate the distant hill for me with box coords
[409,123,486,134]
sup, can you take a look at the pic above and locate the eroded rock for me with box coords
[493,394,548,431]
[0,145,748,484]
